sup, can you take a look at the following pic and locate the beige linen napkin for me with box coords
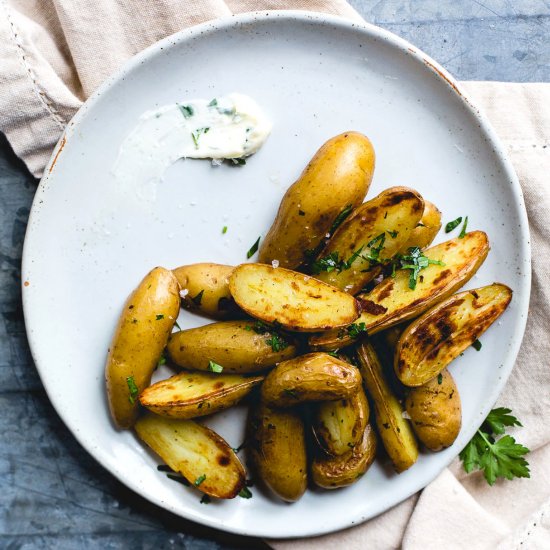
[1,2,549,548]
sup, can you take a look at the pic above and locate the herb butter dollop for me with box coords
[113,93,272,194]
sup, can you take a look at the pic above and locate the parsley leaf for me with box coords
[155,314,164,320]
[247,236,261,259]
[459,216,469,238]
[222,225,228,234]
[179,104,194,118]
[194,474,206,486]
[208,98,218,107]
[347,322,367,339]
[459,408,530,485]
[191,127,209,148]
[126,376,139,404]
[229,157,246,166]
[200,494,211,504]
[445,217,462,233]
[387,230,398,238]
[208,360,223,373]
[329,204,353,236]
[437,373,443,384]
[472,339,482,351]
[238,486,253,499]
[394,247,445,290]
[266,333,289,352]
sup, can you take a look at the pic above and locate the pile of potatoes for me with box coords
[105,132,512,502]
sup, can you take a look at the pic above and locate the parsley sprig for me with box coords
[246,320,289,352]
[393,246,445,290]
[459,408,530,485]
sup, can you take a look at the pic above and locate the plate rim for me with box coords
[22,9,531,539]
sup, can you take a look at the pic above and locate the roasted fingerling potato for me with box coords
[309,231,490,351]
[135,413,246,499]
[261,353,362,407]
[357,341,419,472]
[313,187,424,294]
[229,263,360,332]
[173,263,238,319]
[105,267,180,429]
[405,368,462,451]
[311,423,377,489]
[258,132,375,269]
[166,320,297,373]
[313,387,370,456]
[399,200,442,251]
[139,370,264,419]
[248,402,307,502]
[395,283,512,387]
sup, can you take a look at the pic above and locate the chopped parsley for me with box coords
[246,236,261,259]
[347,322,367,339]
[472,339,482,351]
[222,225,228,234]
[157,354,167,367]
[459,408,530,485]
[208,360,224,373]
[459,216,469,238]
[445,217,462,233]
[248,321,289,352]
[229,158,246,166]
[387,230,399,238]
[200,494,211,504]
[329,204,354,236]
[208,98,218,107]
[191,127,209,148]
[394,247,445,290]
[437,373,443,385]
[194,474,206,486]
[311,246,366,275]
[327,350,340,358]
[238,486,253,499]
[191,289,204,306]
[362,233,387,267]
[179,104,194,118]
[266,333,289,352]
[155,314,164,320]
[174,320,181,330]
[126,376,139,404]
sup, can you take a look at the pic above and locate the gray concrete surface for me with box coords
[1,2,549,548]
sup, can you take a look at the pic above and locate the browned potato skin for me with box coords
[248,402,307,502]
[399,200,442,251]
[139,370,264,419]
[166,320,297,373]
[314,187,424,294]
[105,267,180,429]
[258,132,375,269]
[309,231,489,351]
[395,283,512,386]
[261,353,362,407]
[313,387,370,456]
[229,264,360,332]
[357,341,419,473]
[172,263,238,320]
[135,414,245,499]
[311,423,377,489]
[405,369,462,451]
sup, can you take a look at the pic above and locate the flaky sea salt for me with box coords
[272,260,280,268]
[179,289,189,298]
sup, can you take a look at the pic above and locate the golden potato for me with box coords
[172,263,238,320]
[259,132,375,269]
[248,402,307,502]
[313,187,424,294]
[313,387,369,456]
[229,263,360,332]
[395,283,512,386]
[309,231,489,351]
[135,413,245,499]
[311,423,377,489]
[261,353,362,407]
[357,341,418,472]
[139,370,264,419]
[405,369,461,451]
[105,267,180,429]
[166,320,297,374]
[399,200,442,251]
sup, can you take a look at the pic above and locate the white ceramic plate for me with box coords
[22,11,530,539]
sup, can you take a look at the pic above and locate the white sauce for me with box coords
[112,93,271,197]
